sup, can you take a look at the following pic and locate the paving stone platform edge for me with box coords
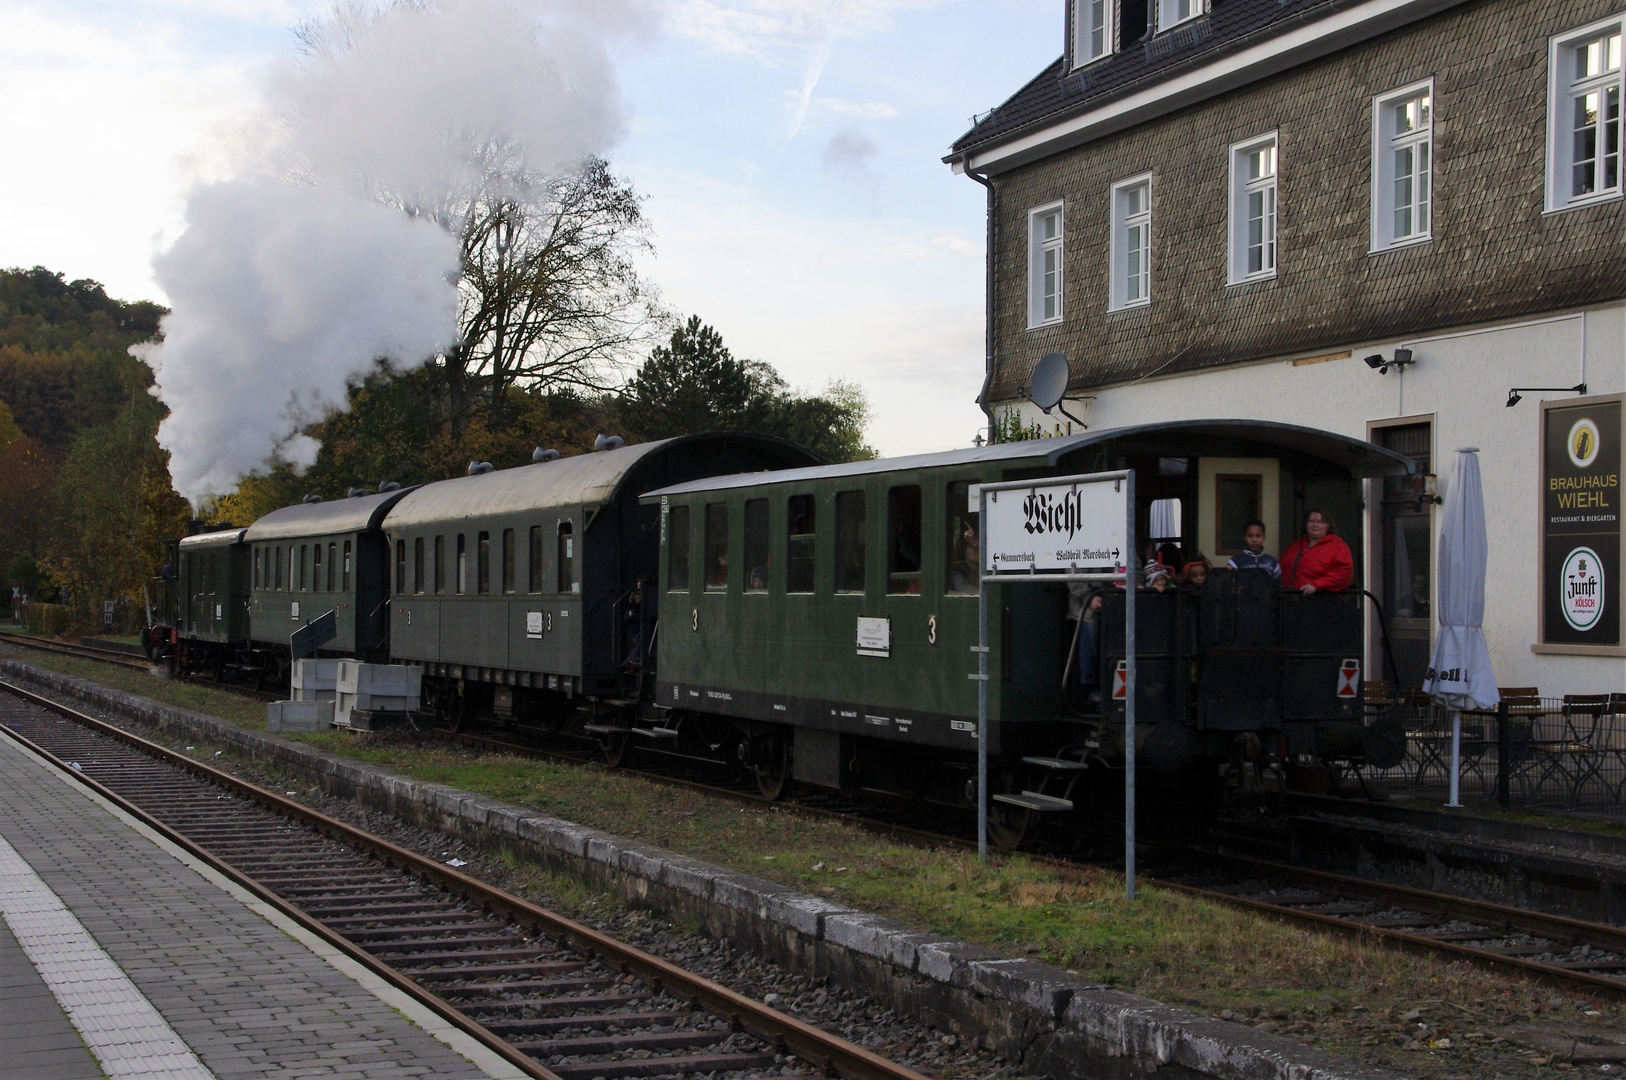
[0,660,1405,1080]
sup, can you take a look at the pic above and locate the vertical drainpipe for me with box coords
[965,165,997,442]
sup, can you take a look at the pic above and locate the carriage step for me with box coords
[632,727,680,739]
[1022,756,1090,770]
[582,724,630,735]
[993,791,1074,813]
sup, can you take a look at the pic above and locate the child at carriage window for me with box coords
[1227,519,1281,582]
[1181,557,1210,591]
[1140,538,1172,592]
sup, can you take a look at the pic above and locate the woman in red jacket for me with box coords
[1280,509,1353,594]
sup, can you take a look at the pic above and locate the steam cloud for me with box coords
[139,0,638,502]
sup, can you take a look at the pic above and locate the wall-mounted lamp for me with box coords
[1506,383,1587,407]
[1402,471,1441,509]
[1362,347,1414,375]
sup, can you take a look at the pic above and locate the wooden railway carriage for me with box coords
[642,420,1414,840]
[243,486,418,667]
[382,434,819,726]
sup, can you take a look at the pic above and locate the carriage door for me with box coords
[1373,420,1433,690]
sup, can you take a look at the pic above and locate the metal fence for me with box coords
[1362,693,1626,816]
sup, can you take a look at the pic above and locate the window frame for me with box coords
[703,504,729,592]
[528,526,544,593]
[786,494,816,595]
[743,498,770,593]
[557,521,576,594]
[1072,0,1114,67]
[1156,0,1206,34]
[1370,79,1435,251]
[1227,132,1279,285]
[667,505,692,592]
[1026,201,1065,329]
[413,537,425,594]
[434,536,445,594]
[834,490,867,595]
[1109,173,1153,311]
[886,485,923,595]
[1546,16,1625,213]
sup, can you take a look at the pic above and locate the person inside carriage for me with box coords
[1227,519,1281,581]
[1280,508,1353,594]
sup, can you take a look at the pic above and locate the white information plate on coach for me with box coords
[982,477,1127,574]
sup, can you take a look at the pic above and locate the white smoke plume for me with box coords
[139,0,641,503]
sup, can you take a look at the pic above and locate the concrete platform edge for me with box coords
[0,659,1404,1080]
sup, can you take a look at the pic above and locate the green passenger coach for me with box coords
[642,420,1413,843]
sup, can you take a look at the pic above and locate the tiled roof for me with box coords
[948,0,1348,161]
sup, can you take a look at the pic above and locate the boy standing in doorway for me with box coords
[1227,519,1280,582]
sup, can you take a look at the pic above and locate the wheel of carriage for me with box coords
[984,770,1034,851]
[601,727,634,768]
[754,733,790,801]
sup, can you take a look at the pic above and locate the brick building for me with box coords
[945,0,1626,692]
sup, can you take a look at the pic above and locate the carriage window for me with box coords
[457,534,467,594]
[434,536,445,594]
[787,494,814,594]
[835,490,866,593]
[396,540,407,594]
[253,547,261,589]
[275,546,283,590]
[413,538,425,594]
[327,542,337,591]
[477,531,491,594]
[946,481,980,594]
[502,529,516,593]
[299,545,308,591]
[558,522,576,593]
[314,543,323,592]
[1213,478,1258,556]
[528,527,543,593]
[668,506,691,591]
[887,485,922,594]
[704,504,729,590]
[744,499,769,592]
[342,540,352,592]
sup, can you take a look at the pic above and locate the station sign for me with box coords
[980,477,1127,574]
[1541,398,1622,646]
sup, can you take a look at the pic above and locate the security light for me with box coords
[1364,348,1415,375]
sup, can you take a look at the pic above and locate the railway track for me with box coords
[0,633,282,701]
[0,679,931,1080]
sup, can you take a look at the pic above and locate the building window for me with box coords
[1157,0,1204,32]
[835,491,866,593]
[1228,134,1278,284]
[1110,175,1152,310]
[1548,18,1624,211]
[668,506,691,592]
[1372,81,1433,249]
[1027,202,1064,328]
[704,505,728,590]
[1074,0,1113,64]
[787,494,815,594]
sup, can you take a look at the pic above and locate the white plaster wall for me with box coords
[997,303,1626,695]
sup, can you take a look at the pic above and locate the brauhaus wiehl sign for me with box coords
[981,480,1127,575]
[1542,397,1622,647]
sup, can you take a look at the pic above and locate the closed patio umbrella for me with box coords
[1425,448,1500,806]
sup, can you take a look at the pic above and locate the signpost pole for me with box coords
[977,486,990,860]
[1124,470,1137,902]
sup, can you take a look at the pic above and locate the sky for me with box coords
[0,0,1062,457]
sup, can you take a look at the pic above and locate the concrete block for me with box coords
[291,659,342,692]
[617,844,666,881]
[822,912,909,958]
[711,873,785,919]
[585,836,621,867]
[266,700,333,732]
[968,959,1078,1021]
[292,687,337,702]
[764,893,853,939]
[336,660,422,698]
[545,825,592,858]
[914,939,1006,988]
[884,932,946,973]
[660,857,718,900]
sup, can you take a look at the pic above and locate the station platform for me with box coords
[0,728,523,1080]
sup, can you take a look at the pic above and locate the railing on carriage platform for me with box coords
[1363,682,1626,816]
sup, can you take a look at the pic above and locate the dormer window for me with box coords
[1074,0,1115,66]
[1156,0,1205,33]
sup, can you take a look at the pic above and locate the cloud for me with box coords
[670,0,940,58]
[814,96,899,119]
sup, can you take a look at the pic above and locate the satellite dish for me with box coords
[1028,353,1071,412]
